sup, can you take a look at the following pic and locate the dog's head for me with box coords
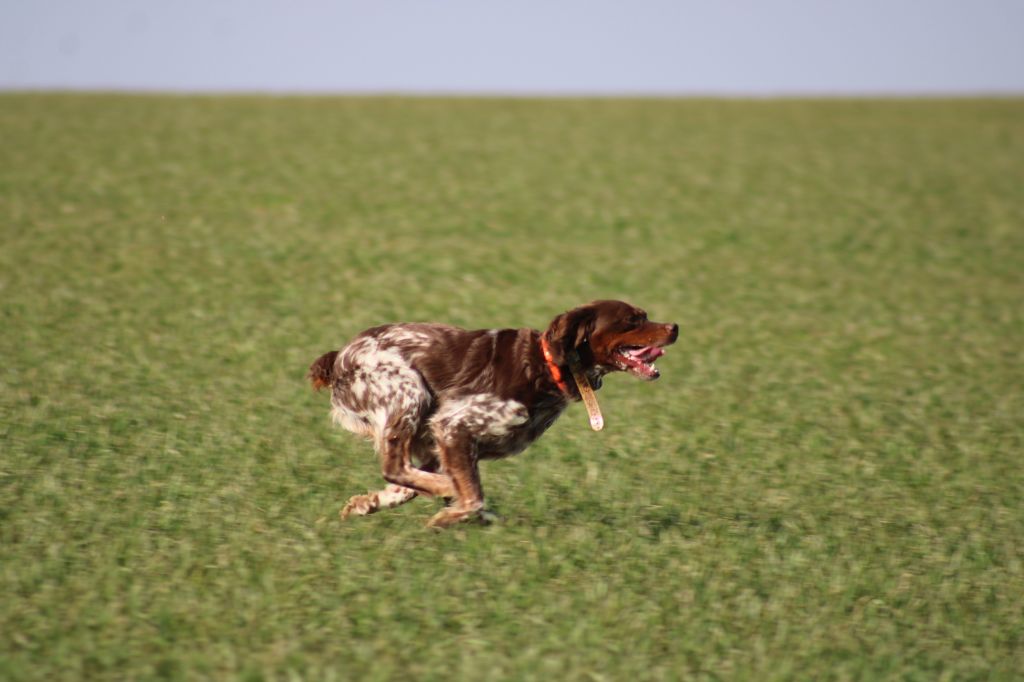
[543,300,678,384]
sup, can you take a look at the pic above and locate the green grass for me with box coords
[1,94,1022,680]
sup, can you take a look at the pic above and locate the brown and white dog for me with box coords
[309,300,678,528]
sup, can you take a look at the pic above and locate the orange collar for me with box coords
[540,336,569,395]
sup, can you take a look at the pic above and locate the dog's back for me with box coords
[312,323,552,450]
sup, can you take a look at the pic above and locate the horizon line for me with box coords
[4,85,1024,100]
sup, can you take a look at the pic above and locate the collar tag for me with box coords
[568,352,604,431]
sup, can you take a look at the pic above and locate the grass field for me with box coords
[1,94,1022,680]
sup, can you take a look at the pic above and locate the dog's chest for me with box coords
[429,391,567,459]
[480,395,567,459]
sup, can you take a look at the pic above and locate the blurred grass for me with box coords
[1,94,1022,680]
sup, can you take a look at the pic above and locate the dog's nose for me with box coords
[666,323,679,343]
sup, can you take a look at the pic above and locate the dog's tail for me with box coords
[308,351,340,391]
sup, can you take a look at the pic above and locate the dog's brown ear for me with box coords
[544,304,596,366]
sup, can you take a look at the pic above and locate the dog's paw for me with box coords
[425,508,458,529]
[477,509,501,525]
[425,505,495,529]
[340,494,376,520]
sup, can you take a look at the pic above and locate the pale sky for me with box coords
[3,0,1023,94]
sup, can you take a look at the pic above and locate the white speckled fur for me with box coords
[430,394,529,440]
[374,483,418,509]
[330,335,432,449]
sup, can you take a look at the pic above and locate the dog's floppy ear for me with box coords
[544,304,597,366]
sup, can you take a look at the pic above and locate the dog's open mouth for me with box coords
[614,345,666,380]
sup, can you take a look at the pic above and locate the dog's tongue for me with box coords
[629,346,664,362]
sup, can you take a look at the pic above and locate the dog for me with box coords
[308,300,678,528]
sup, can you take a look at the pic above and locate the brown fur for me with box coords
[308,350,339,391]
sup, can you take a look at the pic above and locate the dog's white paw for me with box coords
[340,494,376,520]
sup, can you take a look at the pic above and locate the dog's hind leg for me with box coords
[340,484,418,520]
[340,447,440,520]
[379,434,456,499]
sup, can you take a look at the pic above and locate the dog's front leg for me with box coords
[427,432,488,528]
